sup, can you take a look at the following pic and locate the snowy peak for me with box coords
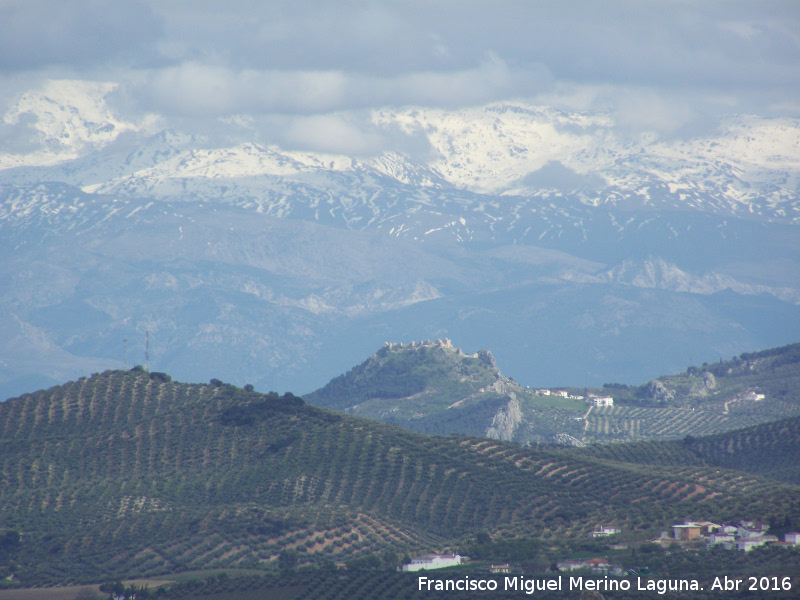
[373,103,615,194]
[1,80,156,169]
[1,80,799,225]
[84,143,356,195]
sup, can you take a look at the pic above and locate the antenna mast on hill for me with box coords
[123,338,128,369]
[145,331,150,372]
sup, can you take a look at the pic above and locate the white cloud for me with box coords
[613,91,697,136]
[133,53,538,119]
[138,64,349,116]
[285,114,386,156]
[1,0,799,147]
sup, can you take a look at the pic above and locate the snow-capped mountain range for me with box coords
[3,80,799,224]
[1,79,798,400]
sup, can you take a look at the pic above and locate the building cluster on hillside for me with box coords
[556,557,622,575]
[533,388,615,406]
[661,520,800,552]
[401,520,800,575]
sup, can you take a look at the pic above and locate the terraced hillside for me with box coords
[578,417,800,484]
[0,369,798,586]
[581,342,800,442]
[686,415,800,484]
[582,401,798,441]
[580,415,800,487]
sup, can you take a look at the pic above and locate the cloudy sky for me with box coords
[1,0,799,154]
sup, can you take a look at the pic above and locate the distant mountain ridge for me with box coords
[3,82,799,223]
[1,80,799,400]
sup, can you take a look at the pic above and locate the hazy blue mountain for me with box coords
[1,90,799,399]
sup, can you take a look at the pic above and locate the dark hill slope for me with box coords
[575,414,800,485]
[686,414,800,484]
[0,370,798,584]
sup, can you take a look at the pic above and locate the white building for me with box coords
[591,525,621,537]
[736,536,777,552]
[402,554,466,572]
[738,523,768,539]
[490,564,511,573]
[556,560,585,571]
[736,538,765,552]
[785,533,800,545]
[592,396,614,407]
[708,533,735,546]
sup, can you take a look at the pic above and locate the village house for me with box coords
[737,522,769,538]
[693,521,720,534]
[670,521,719,542]
[736,536,778,552]
[591,396,614,407]
[591,525,621,537]
[556,560,585,572]
[586,558,612,573]
[556,558,615,574]
[402,553,467,572]
[784,532,800,545]
[672,523,703,541]
[708,532,735,546]
[489,564,511,573]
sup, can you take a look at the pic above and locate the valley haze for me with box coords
[0,1,799,402]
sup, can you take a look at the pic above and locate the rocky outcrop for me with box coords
[478,349,497,369]
[486,395,521,441]
[703,371,716,390]
[644,379,675,403]
[552,433,586,447]
[688,370,718,397]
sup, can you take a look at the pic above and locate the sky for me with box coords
[1,0,799,155]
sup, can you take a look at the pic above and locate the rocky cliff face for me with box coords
[486,394,522,441]
[306,340,591,444]
[644,379,676,404]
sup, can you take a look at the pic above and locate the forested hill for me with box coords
[0,369,798,585]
